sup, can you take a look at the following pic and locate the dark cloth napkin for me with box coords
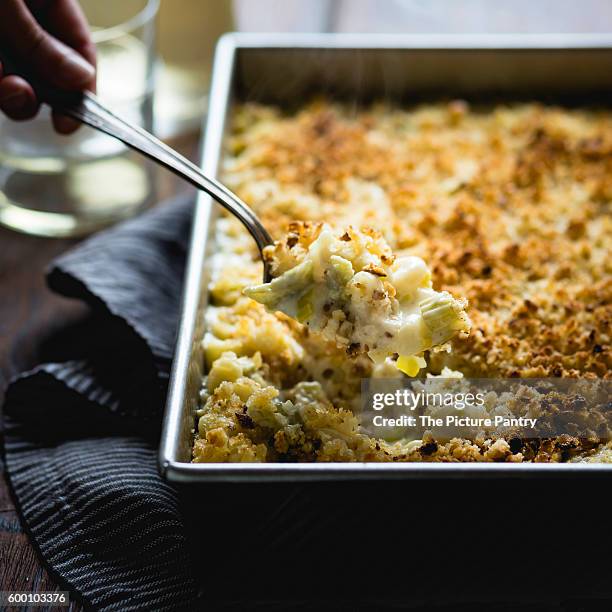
[3,193,612,612]
[3,194,198,610]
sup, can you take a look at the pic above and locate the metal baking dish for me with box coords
[159,33,612,483]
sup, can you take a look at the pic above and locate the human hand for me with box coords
[0,0,96,134]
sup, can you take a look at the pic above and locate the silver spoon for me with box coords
[0,49,274,281]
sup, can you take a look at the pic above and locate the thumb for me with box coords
[0,0,94,91]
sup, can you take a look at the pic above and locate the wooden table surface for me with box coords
[0,133,198,609]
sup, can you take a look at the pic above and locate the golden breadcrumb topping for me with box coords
[193,100,611,464]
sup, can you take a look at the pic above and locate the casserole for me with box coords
[160,33,612,482]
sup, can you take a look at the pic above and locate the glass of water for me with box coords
[0,0,159,237]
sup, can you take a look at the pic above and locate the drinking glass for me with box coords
[0,0,159,237]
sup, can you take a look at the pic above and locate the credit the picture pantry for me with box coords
[371,415,539,429]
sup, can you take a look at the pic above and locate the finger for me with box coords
[30,0,97,92]
[0,0,95,91]
[51,110,80,135]
[34,0,97,67]
[0,74,40,120]
[32,0,96,134]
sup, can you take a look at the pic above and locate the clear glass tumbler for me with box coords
[0,0,159,238]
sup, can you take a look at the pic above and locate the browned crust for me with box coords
[224,100,611,379]
[194,100,611,464]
